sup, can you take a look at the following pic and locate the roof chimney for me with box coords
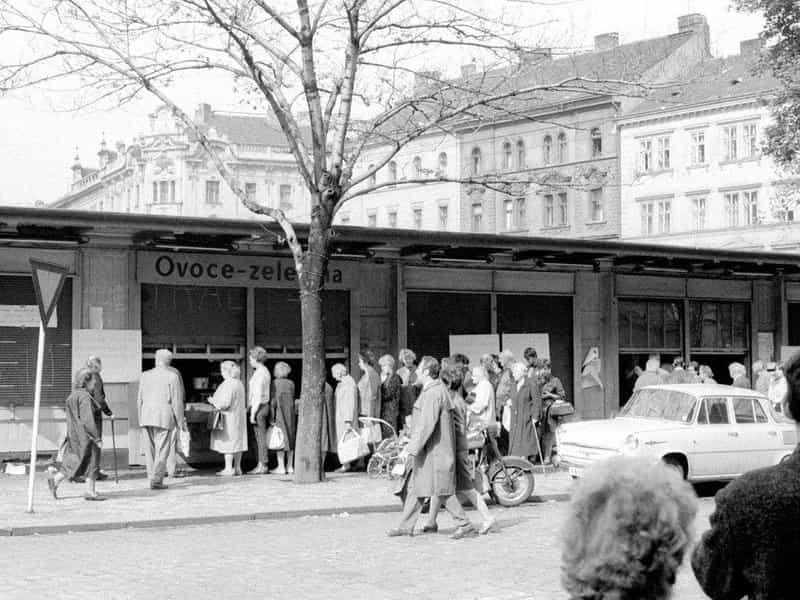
[460,63,477,79]
[594,33,619,52]
[677,13,710,55]
[195,103,212,124]
[740,38,765,58]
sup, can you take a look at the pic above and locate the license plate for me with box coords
[568,466,583,478]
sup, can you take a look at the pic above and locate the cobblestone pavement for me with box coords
[0,497,716,600]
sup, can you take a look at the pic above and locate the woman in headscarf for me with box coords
[272,361,296,474]
[47,368,105,501]
[208,360,247,476]
[332,363,359,471]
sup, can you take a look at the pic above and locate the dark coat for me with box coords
[61,389,102,481]
[407,379,456,498]
[691,445,800,600]
[321,382,337,454]
[272,377,296,450]
[380,373,402,437]
[508,378,542,457]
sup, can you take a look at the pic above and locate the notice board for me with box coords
[448,334,500,368]
[501,333,550,362]
[72,329,142,383]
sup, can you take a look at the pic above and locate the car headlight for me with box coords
[623,434,639,452]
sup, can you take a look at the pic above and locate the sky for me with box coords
[0,0,764,207]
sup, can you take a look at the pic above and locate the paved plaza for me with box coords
[0,496,716,600]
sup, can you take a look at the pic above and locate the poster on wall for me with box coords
[72,329,142,383]
[757,332,774,363]
[501,333,550,362]
[448,334,500,368]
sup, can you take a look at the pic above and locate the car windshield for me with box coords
[620,389,697,423]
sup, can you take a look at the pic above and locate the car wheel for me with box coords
[662,456,687,480]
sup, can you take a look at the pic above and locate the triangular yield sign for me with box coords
[30,260,69,326]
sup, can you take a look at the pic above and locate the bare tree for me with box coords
[0,0,662,482]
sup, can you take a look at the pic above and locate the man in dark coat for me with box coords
[87,356,112,480]
[691,350,800,599]
[388,356,474,538]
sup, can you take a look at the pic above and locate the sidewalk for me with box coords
[0,466,573,536]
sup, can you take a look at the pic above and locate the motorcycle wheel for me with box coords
[491,465,535,507]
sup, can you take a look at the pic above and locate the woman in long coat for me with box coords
[320,381,337,462]
[47,368,104,500]
[357,350,381,420]
[508,362,542,461]
[539,359,566,463]
[209,360,247,476]
[397,349,420,429]
[379,354,402,438]
[272,361,296,474]
[332,363,359,471]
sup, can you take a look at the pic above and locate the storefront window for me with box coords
[407,292,490,361]
[618,300,682,351]
[689,301,748,351]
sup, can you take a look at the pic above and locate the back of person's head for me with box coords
[358,349,376,367]
[523,347,538,363]
[688,360,699,371]
[419,356,440,379]
[562,456,698,600]
[229,364,241,380]
[511,361,528,380]
[274,361,291,379]
[74,367,93,390]
[441,366,463,392]
[672,357,684,369]
[782,351,800,420]
[500,349,515,365]
[87,355,102,370]
[155,348,173,366]
[728,362,745,378]
[752,360,764,374]
[645,358,660,373]
[220,360,235,378]
[249,346,268,365]
[452,353,469,368]
[331,363,347,380]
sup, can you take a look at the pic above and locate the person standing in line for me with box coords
[165,359,187,479]
[451,354,473,397]
[767,362,787,413]
[753,360,771,395]
[47,368,106,501]
[480,354,499,390]
[667,357,692,384]
[248,346,271,475]
[137,349,185,490]
[634,358,663,390]
[538,359,565,463]
[357,349,381,442]
[507,362,542,462]
[699,365,717,384]
[272,361,296,475]
[523,347,538,379]
[687,360,701,383]
[467,365,495,433]
[397,348,419,429]
[379,354,402,438]
[388,356,475,539]
[208,361,247,476]
[691,351,800,599]
[728,362,750,389]
[494,350,515,455]
[421,366,496,535]
[320,379,336,469]
[332,363,359,472]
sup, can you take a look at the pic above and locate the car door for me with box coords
[690,396,741,479]
[732,396,783,473]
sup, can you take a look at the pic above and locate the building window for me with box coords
[516,140,526,168]
[387,161,397,184]
[367,212,377,228]
[619,300,682,352]
[589,188,603,222]
[591,128,602,157]
[153,180,176,204]
[503,199,513,230]
[543,135,552,165]
[387,210,398,228]
[502,142,512,170]
[557,132,567,163]
[658,199,671,233]
[641,201,655,235]
[368,164,376,186]
[689,301,749,352]
[543,194,554,227]
[639,139,653,172]
[723,126,738,161]
[412,156,422,178]
[690,130,706,165]
[743,190,759,225]
[656,136,671,170]
[515,197,527,228]
[205,180,220,205]
[692,197,707,230]
[471,203,483,232]
[413,207,423,230]
[438,152,448,176]
[557,192,568,226]
[470,147,482,176]
[279,184,293,211]
[725,192,740,227]
[742,123,758,159]
[245,183,257,203]
[438,205,448,230]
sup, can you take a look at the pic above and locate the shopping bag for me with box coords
[501,404,511,431]
[208,411,224,431]
[549,400,575,417]
[267,425,286,450]
[338,429,369,464]
[360,422,382,444]
[178,429,191,457]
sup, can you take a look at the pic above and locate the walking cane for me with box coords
[532,418,546,475]
[110,417,119,484]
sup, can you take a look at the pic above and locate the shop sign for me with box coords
[137,251,350,288]
[0,305,57,328]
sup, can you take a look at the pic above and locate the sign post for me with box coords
[26,260,68,514]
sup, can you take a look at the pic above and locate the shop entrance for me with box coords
[406,292,491,361]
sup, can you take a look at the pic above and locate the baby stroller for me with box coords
[359,417,408,479]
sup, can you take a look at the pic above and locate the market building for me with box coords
[1,207,799,465]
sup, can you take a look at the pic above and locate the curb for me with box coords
[0,492,569,537]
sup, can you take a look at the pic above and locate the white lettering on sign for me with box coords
[137,251,349,288]
[0,305,57,328]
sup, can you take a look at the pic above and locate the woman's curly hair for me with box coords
[561,456,698,600]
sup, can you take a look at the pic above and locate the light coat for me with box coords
[358,364,381,418]
[334,375,359,442]
[209,378,247,454]
[138,366,184,430]
[407,379,456,498]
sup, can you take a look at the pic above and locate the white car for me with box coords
[557,384,797,482]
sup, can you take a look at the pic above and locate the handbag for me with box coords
[360,422,383,445]
[209,411,224,431]
[338,428,370,464]
[501,404,511,431]
[267,425,286,450]
[550,400,575,417]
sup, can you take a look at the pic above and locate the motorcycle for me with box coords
[471,425,535,507]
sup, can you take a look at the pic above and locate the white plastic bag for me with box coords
[337,429,369,464]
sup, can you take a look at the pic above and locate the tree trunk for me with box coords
[293,222,329,483]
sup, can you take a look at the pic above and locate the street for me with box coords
[0,497,716,600]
